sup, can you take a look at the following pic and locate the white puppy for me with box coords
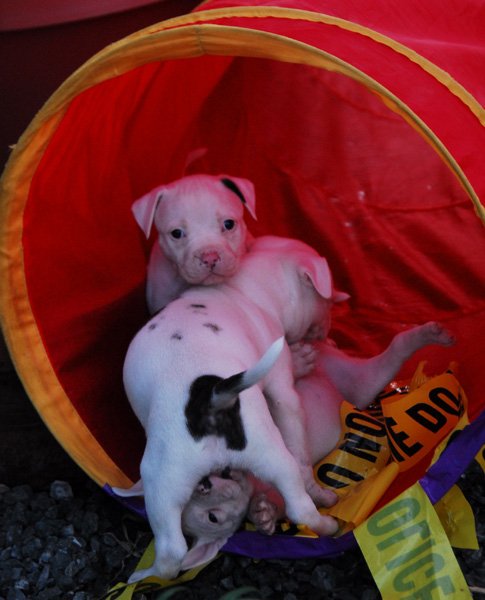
[180,468,254,567]
[114,465,255,571]
[132,173,256,314]
[121,236,341,581]
[116,322,455,564]
[184,322,456,539]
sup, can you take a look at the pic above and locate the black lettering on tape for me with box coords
[428,387,463,417]
[339,433,381,463]
[387,437,405,463]
[315,463,364,489]
[345,412,387,436]
[385,417,423,458]
[406,403,447,433]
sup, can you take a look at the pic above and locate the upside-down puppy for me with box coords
[120,236,341,581]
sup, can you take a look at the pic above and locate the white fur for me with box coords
[185,321,456,540]
[122,236,340,581]
[131,173,257,314]
[114,469,254,571]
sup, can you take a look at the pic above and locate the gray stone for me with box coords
[35,565,51,591]
[310,564,337,591]
[6,590,26,600]
[64,556,87,578]
[13,578,29,592]
[49,481,73,501]
[81,510,99,537]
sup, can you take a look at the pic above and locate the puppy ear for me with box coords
[131,187,164,238]
[220,176,257,221]
[333,289,350,303]
[183,147,208,172]
[181,537,228,571]
[301,256,333,299]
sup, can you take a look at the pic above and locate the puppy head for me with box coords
[249,236,349,343]
[132,174,257,284]
[180,469,253,570]
[132,174,256,238]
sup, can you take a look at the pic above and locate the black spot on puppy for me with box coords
[203,322,222,334]
[171,331,183,340]
[221,177,246,206]
[221,466,232,479]
[185,375,246,451]
[148,323,157,331]
[199,476,212,491]
[189,303,208,315]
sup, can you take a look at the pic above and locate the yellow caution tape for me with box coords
[312,400,398,532]
[355,482,472,599]
[108,365,479,594]
[434,485,479,551]
[103,540,218,599]
[254,367,474,537]
[475,445,485,472]
[381,372,465,472]
[314,400,392,490]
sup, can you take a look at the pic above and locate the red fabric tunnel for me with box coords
[0,0,484,505]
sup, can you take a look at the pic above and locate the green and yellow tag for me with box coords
[355,483,472,599]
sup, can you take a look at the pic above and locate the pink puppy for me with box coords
[132,174,256,314]
[185,322,455,540]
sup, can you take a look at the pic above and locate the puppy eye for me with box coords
[170,229,185,239]
[208,512,218,523]
[223,219,235,231]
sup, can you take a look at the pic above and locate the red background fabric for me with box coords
[15,2,485,485]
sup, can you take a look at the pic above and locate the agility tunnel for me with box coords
[1,0,484,575]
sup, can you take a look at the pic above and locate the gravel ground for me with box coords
[0,460,483,600]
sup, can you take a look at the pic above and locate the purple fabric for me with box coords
[103,408,485,559]
[419,409,485,504]
[222,528,356,560]
[104,486,147,519]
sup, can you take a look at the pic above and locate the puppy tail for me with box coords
[211,337,284,411]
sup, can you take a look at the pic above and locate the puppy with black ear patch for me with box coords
[131,173,257,314]
[122,236,340,582]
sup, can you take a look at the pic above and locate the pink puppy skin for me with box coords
[131,174,257,314]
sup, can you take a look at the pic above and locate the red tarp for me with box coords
[1,0,483,490]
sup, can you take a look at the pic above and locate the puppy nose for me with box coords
[199,250,220,268]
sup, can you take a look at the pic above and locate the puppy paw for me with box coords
[303,323,325,341]
[290,342,317,378]
[308,484,338,509]
[248,493,279,535]
[310,514,340,537]
[128,565,161,584]
[129,560,182,583]
[421,321,456,347]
